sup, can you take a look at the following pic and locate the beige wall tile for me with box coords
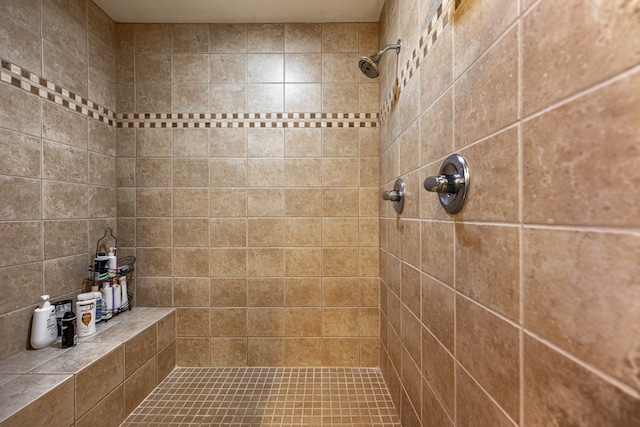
[210,338,247,366]
[524,335,640,427]
[248,189,283,217]
[285,278,321,307]
[210,128,246,157]
[76,346,124,419]
[174,247,210,277]
[247,278,284,307]
[136,188,171,217]
[173,24,209,52]
[323,277,359,307]
[176,338,209,367]
[284,54,322,83]
[323,338,359,366]
[210,24,246,54]
[135,278,173,307]
[284,128,322,157]
[284,338,323,365]
[284,308,322,336]
[211,188,247,217]
[173,188,210,217]
[76,385,124,427]
[457,296,520,420]
[456,367,513,427]
[210,248,246,277]
[0,177,41,221]
[247,24,284,53]
[247,248,284,276]
[322,23,359,52]
[285,188,321,217]
[420,220,454,285]
[136,218,172,247]
[210,308,247,337]
[135,24,172,53]
[247,158,284,187]
[177,308,210,337]
[124,357,158,415]
[285,248,322,277]
[125,324,157,377]
[158,340,176,382]
[247,337,284,366]
[173,218,209,247]
[210,54,247,83]
[248,307,284,336]
[285,24,321,52]
[211,278,246,307]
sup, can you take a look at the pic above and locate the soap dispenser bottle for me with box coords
[31,295,57,349]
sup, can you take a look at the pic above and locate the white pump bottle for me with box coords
[30,295,57,349]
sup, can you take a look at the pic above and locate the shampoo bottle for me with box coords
[30,295,57,349]
[102,282,113,320]
[120,275,128,310]
[112,278,121,314]
[91,285,102,323]
[107,247,117,277]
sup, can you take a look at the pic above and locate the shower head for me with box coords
[358,39,401,78]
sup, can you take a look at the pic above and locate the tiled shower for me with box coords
[1,0,639,426]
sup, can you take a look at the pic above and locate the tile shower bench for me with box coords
[0,307,176,427]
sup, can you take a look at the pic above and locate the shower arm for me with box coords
[376,40,401,57]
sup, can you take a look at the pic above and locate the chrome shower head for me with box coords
[358,39,401,78]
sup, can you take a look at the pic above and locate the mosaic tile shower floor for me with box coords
[122,367,401,426]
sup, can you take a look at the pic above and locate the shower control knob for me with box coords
[381,178,405,214]
[381,190,402,201]
[423,154,470,214]
[423,174,462,194]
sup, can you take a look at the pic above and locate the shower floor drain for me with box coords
[122,367,401,426]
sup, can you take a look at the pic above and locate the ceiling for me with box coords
[92,0,385,23]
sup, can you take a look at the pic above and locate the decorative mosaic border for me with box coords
[0,59,378,129]
[380,0,455,121]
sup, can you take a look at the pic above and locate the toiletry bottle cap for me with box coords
[39,295,51,308]
[108,247,116,255]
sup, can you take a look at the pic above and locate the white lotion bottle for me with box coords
[112,278,121,314]
[31,295,57,349]
[76,292,96,337]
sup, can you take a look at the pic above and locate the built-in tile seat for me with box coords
[0,307,176,427]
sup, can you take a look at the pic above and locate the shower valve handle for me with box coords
[382,189,403,201]
[423,174,462,194]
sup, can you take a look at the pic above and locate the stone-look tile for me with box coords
[524,228,640,388]
[43,220,87,259]
[285,23,321,52]
[285,128,322,157]
[0,222,41,268]
[210,158,247,187]
[76,346,125,419]
[322,53,361,83]
[422,378,454,427]
[134,24,171,52]
[0,129,40,178]
[285,308,322,337]
[399,219,420,272]
[322,247,359,277]
[284,83,322,112]
[173,84,210,112]
[135,84,171,113]
[419,24,452,112]
[284,54,323,83]
[210,84,247,112]
[76,385,124,427]
[174,218,209,246]
[0,13,42,74]
[247,24,284,53]
[210,24,246,53]
[43,41,88,98]
[135,158,171,187]
[88,1,115,46]
[322,83,359,112]
[247,158,284,187]
[173,188,209,217]
[173,129,209,158]
[323,277,359,307]
[523,0,640,115]
[124,356,158,415]
[247,84,284,112]
[247,248,284,277]
[0,177,41,221]
[210,308,246,337]
[210,54,247,83]
[401,348,422,425]
[360,247,379,277]
[322,23,359,52]
[456,296,520,421]
[284,338,323,366]
[401,306,421,366]
[523,71,640,226]
[136,129,172,157]
[125,325,159,377]
[0,83,41,137]
[0,263,41,316]
[359,217,378,247]
[136,218,171,247]
[42,0,86,60]
[248,54,284,83]
[136,278,172,307]
[211,188,247,217]
[177,308,210,337]
[322,218,358,247]
[210,338,247,366]
[360,278,379,307]
[248,189,284,217]
[400,262,420,319]
[285,188,321,217]
[173,24,208,52]
[136,248,172,277]
[247,308,284,337]
[248,338,284,366]
[89,121,116,158]
[44,254,88,297]
[247,278,284,307]
[157,310,176,350]
[359,338,379,367]
[456,223,520,320]
[323,338,359,366]
[323,308,359,337]
[174,278,210,307]
[43,102,87,150]
[323,158,359,187]
[358,22,378,54]
[453,0,517,78]
[456,367,514,427]
[524,335,640,427]
[174,247,210,276]
[421,273,454,352]
[285,278,321,307]
[210,128,246,157]
[323,128,359,157]
[210,248,246,277]
[136,188,171,217]
[422,326,454,417]
[211,279,247,307]
[420,220,454,285]
[284,158,322,187]
[359,187,379,217]
[454,27,518,148]
[176,338,209,367]
[116,53,134,83]
[398,122,419,178]
[115,23,134,52]
[247,128,284,157]
[419,90,453,166]
[0,374,74,427]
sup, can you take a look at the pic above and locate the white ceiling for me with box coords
[92,0,385,23]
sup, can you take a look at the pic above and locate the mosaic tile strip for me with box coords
[122,367,401,427]
[380,0,455,122]
[0,59,378,129]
